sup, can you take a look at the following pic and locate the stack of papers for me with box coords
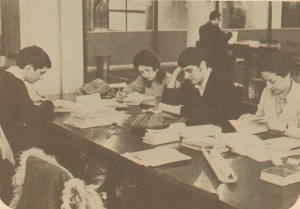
[64,105,129,129]
[143,129,180,146]
[117,92,158,106]
[121,147,191,167]
[180,125,227,152]
[142,123,185,145]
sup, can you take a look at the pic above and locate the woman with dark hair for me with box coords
[116,49,170,103]
[240,52,300,137]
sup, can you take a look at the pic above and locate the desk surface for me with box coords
[52,96,300,209]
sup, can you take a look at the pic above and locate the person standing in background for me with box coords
[198,10,234,74]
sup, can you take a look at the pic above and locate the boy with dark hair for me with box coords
[0,45,54,155]
[161,47,240,126]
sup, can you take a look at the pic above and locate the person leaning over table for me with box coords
[116,49,170,103]
[0,45,54,156]
[160,47,240,126]
[239,51,300,137]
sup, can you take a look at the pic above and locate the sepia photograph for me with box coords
[1,0,300,208]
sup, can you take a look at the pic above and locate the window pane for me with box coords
[109,0,125,10]
[109,12,126,31]
[127,0,152,10]
[281,2,300,28]
[95,0,109,30]
[158,1,187,30]
[127,13,147,31]
[222,1,268,29]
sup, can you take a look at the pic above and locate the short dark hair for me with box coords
[259,51,293,77]
[16,45,51,70]
[178,47,206,68]
[209,10,221,21]
[133,49,166,85]
[133,49,160,71]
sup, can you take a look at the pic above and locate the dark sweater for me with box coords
[161,70,240,126]
[0,71,54,154]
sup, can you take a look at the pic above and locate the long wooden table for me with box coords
[51,95,300,209]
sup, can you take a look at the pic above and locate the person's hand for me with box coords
[173,67,183,76]
[238,113,255,122]
[116,91,128,100]
[265,118,286,133]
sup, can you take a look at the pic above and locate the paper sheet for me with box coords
[229,119,268,134]
[222,133,300,162]
[121,147,191,167]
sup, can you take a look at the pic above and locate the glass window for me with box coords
[281,2,300,28]
[90,0,153,31]
[221,1,268,29]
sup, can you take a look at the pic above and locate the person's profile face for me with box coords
[25,65,48,84]
[138,65,157,81]
[261,71,290,95]
[216,16,221,26]
[183,64,205,85]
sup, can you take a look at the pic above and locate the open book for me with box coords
[121,147,191,167]
[229,118,268,134]
[222,133,300,162]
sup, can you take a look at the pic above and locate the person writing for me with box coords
[160,47,240,126]
[239,52,300,137]
[0,45,54,155]
[116,49,170,104]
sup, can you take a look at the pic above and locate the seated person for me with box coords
[161,47,240,126]
[240,52,300,137]
[116,49,170,104]
[0,45,54,155]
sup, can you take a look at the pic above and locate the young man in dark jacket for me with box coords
[0,45,54,155]
[161,47,240,126]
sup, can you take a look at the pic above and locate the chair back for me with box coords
[10,148,105,209]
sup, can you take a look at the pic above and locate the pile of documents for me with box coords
[142,123,186,145]
[179,125,228,153]
[121,147,191,167]
[63,94,129,129]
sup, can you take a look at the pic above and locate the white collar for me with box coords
[195,68,212,96]
[6,66,25,82]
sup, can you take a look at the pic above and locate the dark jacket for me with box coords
[161,70,240,126]
[199,22,233,71]
[0,70,54,154]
